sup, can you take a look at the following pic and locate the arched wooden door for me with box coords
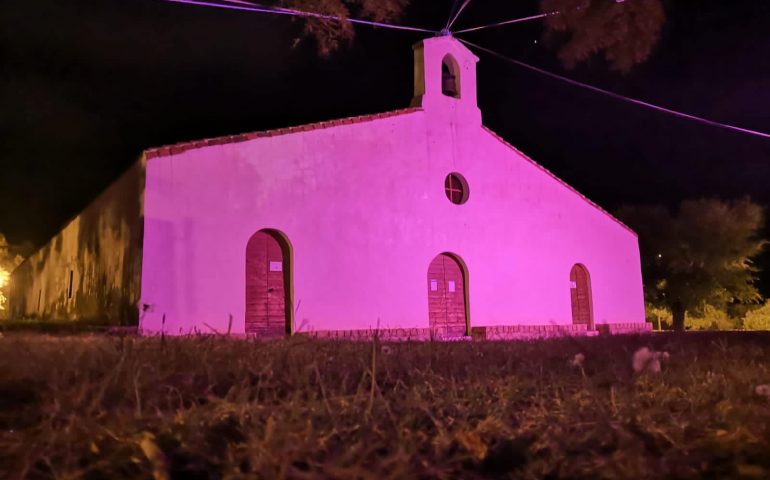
[570,264,593,329]
[427,253,468,336]
[246,230,290,336]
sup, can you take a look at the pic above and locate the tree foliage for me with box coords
[617,198,767,330]
[280,0,410,55]
[282,0,664,73]
[743,301,770,330]
[540,0,665,73]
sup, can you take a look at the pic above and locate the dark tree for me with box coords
[284,0,665,73]
[617,199,767,331]
[540,0,665,73]
[281,0,410,55]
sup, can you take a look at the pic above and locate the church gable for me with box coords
[481,126,635,235]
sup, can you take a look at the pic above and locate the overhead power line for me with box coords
[445,0,462,32]
[453,12,555,34]
[447,0,473,31]
[163,1,768,141]
[458,39,770,141]
[163,0,437,33]
[452,1,647,35]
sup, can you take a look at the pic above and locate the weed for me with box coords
[0,332,769,478]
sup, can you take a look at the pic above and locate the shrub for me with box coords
[744,302,770,330]
[645,304,741,331]
[687,304,739,331]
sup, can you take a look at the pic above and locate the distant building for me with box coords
[10,36,648,339]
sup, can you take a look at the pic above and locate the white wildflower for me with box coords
[570,353,585,368]
[755,384,770,398]
[632,347,670,374]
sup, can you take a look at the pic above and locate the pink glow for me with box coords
[139,37,645,336]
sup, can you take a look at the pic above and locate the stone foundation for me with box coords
[299,328,434,342]
[471,324,589,340]
[596,322,653,335]
[245,327,287,339]
[291,323,652,342]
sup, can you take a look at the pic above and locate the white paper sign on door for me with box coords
[447,281,456,292]
[430,280,438,291]
[269,261,283,272]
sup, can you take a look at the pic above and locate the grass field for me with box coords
[1,332,770,479]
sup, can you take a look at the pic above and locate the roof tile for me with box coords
[143,107,422,159]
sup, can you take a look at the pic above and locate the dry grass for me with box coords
[1,332,770,479]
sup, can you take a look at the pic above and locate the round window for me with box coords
[444,173,469,205]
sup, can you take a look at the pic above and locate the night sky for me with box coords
[2,0,769,289]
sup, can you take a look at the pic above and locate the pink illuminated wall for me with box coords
[139,36,645,336]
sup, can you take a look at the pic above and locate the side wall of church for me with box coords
[9,160,145,325]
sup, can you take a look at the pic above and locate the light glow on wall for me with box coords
[0,268,9,311]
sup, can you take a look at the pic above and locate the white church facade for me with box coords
[10,36,648,339]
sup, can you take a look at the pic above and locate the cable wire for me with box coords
[219,0,267,5]
[453,12,555,34]
[458,39,770,140]
[445,0,462,31]
[452,1,641,35]
[447,0,473,30]
[164,0,437,33]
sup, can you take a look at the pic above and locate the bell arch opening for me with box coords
[441,54,461,98]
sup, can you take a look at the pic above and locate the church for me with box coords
[9,36,648,339]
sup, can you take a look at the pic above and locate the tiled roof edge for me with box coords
[481,126,637,237]
[144,107,423,159]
